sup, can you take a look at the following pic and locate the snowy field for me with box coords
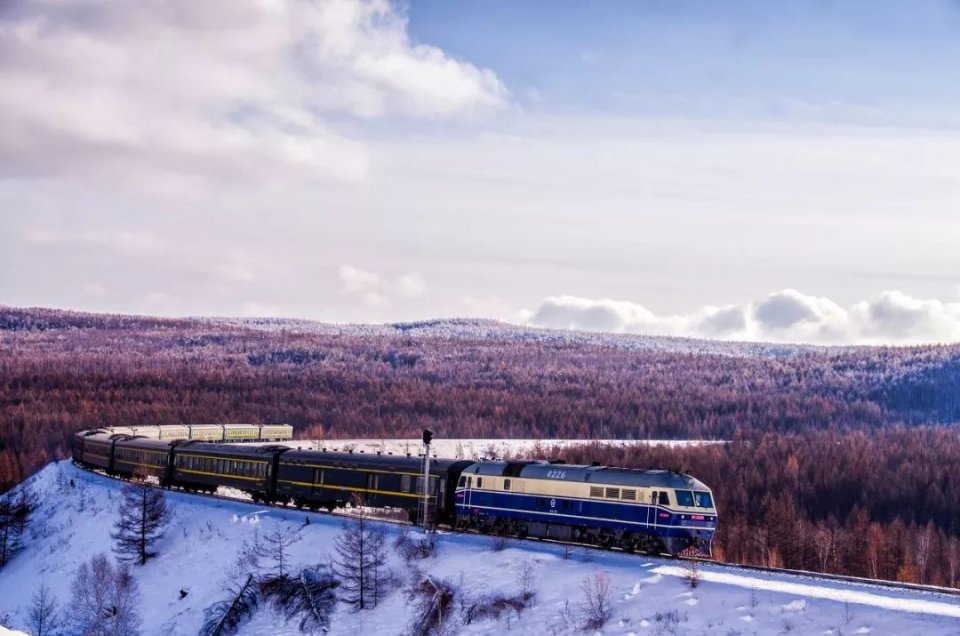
[3,461,960,635]
[269,438,722,461]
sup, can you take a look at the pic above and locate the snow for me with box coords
[3,461,960,635]
[271,438,723,461]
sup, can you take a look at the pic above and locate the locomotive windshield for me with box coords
[676,490,714,508]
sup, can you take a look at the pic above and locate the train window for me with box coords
[621,489,636,501]
[476,477,483,489]
[589,486,603,498]
[651,491,658,504]
[605,487,620,499]
[693,491,713,508]
[402,474,412,492]
[659,491,671,506]
[503,479,511,491]
[674,490,694,507]
[457,476,465,489]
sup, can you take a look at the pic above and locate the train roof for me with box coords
[174,441,287,457]
[113,436,174,450]
[280,449,473,473]
[464,460,711,490]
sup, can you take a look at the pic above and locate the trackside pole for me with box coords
[421,429,433,533]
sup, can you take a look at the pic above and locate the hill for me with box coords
[3,461,960,635]
[2,305,960,490]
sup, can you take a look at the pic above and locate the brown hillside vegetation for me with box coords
[2,306,960,583]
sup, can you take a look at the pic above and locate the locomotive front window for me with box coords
[457,476,466,488]
[675,490,695,507]
[693,491,713,508]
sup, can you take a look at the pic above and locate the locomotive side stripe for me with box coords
[455,488,716,516]
[456,502,714,532]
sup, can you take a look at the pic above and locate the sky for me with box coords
[2,0,960,345]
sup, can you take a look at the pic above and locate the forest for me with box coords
[2,305,960,584]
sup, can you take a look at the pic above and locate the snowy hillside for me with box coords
[4,462,960,635]
[211,316,819,359]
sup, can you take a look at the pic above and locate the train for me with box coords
[93,424,294,443]
[72,428,717,557]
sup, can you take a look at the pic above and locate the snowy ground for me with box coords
[270,438,722,461]
[4,461,960,635]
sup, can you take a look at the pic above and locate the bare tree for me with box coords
[405,574,457,636]
[333,507,390,610]
[813,524,835,573]
[199,573,259,636]
[260,564,340,634]
[0,486,35,569]
[112,478,170,565]
[28,580,58,636]
[256,524,302,579]
[579,571,613,630]
[68,552,141,636]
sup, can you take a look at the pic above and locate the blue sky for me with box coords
[2,0,959,344]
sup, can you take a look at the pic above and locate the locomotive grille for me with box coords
[605,487,620,499]
[621,489,636,500]
[589,486,603,498]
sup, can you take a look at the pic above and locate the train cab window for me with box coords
[674,490,694,507]
[457,476,466,489]
[650,491,658,504]
[503,479,511,491]
[693,491,713,508]
[476,477,483,489]
[659,491,671,506]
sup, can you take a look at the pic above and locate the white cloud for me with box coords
[241,301,281,317]
[339,265,426,307]
[339,265,381,294]
[0,0,505,186]
[526,289,960,345]
[396,272,426,298]
[22,228,165,253]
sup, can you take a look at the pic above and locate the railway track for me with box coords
[75,461,960,600]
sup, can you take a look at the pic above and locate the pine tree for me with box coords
[112,478,170,565]
[256,525,302,578]
[28,580,58,636]
[333,508,390,610]
[260,564,340,634]
[199,573,259,636]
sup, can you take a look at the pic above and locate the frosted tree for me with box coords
[28,580,58,636]
[112,478,170,565]
[579,571,613,630]
[260,564,340,634]
[199,574,259,636]
[67,553,141,636]
[256,524,302,578]
[333,507,390,609]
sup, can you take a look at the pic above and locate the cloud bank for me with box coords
[0,0,506,185]
[527,289,960,345]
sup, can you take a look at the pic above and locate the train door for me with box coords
[649,491,658,529]
[313,468,324,496]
